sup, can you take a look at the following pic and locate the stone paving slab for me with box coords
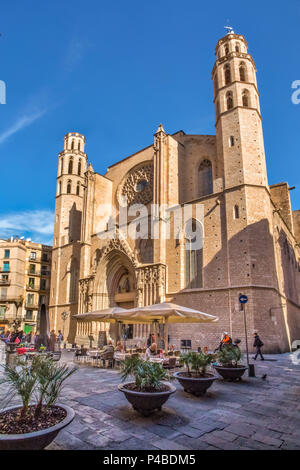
[1,349,299,450]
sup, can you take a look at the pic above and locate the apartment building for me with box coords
[0,238,52,335]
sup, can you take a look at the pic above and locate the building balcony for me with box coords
[27,284,39,291]
[28,270,51,277]
[25,303,39,310]
[0,269,10,274]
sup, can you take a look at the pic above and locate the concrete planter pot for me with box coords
[0,403,75,450]
[174,371,217,396]
[118,382,176,417]
[214,365,247,381]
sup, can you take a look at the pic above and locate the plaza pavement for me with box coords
[1,348,300,450]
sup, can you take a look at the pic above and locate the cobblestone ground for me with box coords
[1,346,300,450]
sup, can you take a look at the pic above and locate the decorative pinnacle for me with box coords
[155,123,166,134]
[224,26,235,35]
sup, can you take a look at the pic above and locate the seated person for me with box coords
[149,342,158,356]
[115,341,123,352]
[100,341,115,360]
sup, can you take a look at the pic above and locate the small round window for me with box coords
[135,179,148,192]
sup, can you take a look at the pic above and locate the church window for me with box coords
[185,219,203,288]
[239,63,247,82]
[224,64,231,85]
[235,43,240,53]
[58,181,62,195]
[226,91,233,110]
[68,158,73,174]
[67,180,72,194]
[214,74,218,95]
[135,179,147,192]
[78,141,81,151]
[197,159,213,198]
[69,258,78,303]
[61,158,64,175]
[78,159,81,176]
[229,136,235,147]
[71,140,75,150]
[242,89,250,107]
[76,182,80,196]
[234,205,240,219]
[225,44,229,55]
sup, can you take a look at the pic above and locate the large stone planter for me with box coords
[0,403,75,450]
[214,365,247,381]
[118,382,176,417]
[174,371,217,396]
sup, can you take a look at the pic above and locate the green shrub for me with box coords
[217,345,242,367]
[120,356,168,392]
[180,351,215,376]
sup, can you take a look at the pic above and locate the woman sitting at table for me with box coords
[115,341,123,352]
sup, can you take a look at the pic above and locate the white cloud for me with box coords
[0,109,48,145]
[0,210,54,245]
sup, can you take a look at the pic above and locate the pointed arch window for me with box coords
[185,219,203,288]
[61,158,64,175]
[78,141,81,151]
[239,62,247,82]
[68,158,73,174]
[197,159,213,198]
[235,43,240,53]
[224,64,231,85]
[78,159,81,176]
[71,140,75,150]
[58,181,62,196]
[242,89,250,107]
[76,182,80,196]
[226,91,233,110]
[67,180,72,194]
[224,44,229,55]
[69,258,78,303]
[214,74,219,96]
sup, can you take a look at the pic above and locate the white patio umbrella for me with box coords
[73,306,128,322]
[121,302,219,352]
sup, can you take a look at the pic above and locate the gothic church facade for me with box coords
[49,32,300,353]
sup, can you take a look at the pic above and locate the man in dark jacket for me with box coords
[253,331,264,360]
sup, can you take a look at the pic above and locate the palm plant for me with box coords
[32,356,77,418]
[120,356,167,392]
[0,356,77,421]
[0,359,37,420]
[217,344,242,367]
[180,351,215,377]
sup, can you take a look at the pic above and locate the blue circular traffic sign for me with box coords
[239,295,248,304]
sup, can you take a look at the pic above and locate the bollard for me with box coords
[248,363,255,377]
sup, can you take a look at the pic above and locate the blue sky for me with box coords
[0,0,300,244]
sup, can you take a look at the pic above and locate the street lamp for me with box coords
[61,311,69,349]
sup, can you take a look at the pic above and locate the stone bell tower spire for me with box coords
[212,30,268,189]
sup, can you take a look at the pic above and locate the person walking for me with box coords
[253,331,264,360]
[57,330,64,349]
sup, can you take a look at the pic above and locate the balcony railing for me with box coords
[25,303,39,309]
[28,270,51,277]
[0,279,10,286]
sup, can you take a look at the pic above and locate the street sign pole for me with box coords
[243,302,250,367]
[239,294,255,377]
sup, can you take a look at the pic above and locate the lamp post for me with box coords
[61,311,69,349]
